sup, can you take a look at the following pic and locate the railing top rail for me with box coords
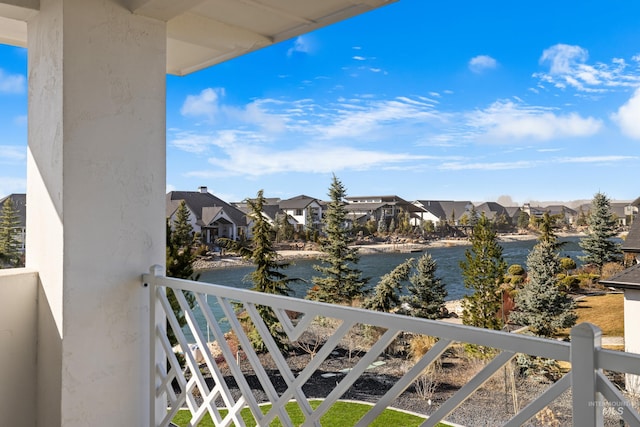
[143,271,570,362]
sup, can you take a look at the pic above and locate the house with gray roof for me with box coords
[0,193,26,252]
[167,186,249,246]
[412,200,474,226]
[279,195,323,231]
[600,227,640,393]
[622,219,640,266]
[345,195,424,227]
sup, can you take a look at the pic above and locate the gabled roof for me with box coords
[504,206,522,219]
[413,200,473,221]
[600,263,640,290]
[543,205,577,216]
[623,220,640,253]
[0,193,26,227]
[167,190,246,227]
[475,202,507,220]
[279,195,319,210]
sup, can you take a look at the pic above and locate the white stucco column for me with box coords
[26,1,166,425]
[624,289,640,394]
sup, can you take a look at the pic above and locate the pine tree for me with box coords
[517,211,530,230]
[166,201,198,348]
[509,240,576,337]
[218,190,297,351]
[172,200,195,248]
[0,197,23,268]
[402,253,448,319]
[377,216,387,234]
[579,192,621,270]
[459,213,507,330]
[364,258,414,312]
[308,175,369,304]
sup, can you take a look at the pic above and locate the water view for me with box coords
[199,236,586,301]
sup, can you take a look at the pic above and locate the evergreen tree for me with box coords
[509,240,576,337]
[377,216,387,234]
[166,201,198,348]
[579,192,621,270]
[275,212,293,242]
[459,213,507,330]
[364,258,414,312]
[0,197,22,268]
[218,190,297,351]
[308,175,369,304]
[517,211,530,230]
[172,200,195,248]
[389,217,396,234]
[402,252,447,319]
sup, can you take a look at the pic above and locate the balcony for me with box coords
[142,267,640,426]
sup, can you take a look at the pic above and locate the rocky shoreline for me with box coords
[191,232,559,271]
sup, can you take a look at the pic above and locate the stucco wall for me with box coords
[624,289,640,393]
[0,269,37,426]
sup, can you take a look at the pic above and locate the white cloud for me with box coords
[611,88,640,139]
[180,88,224,120]
[0,145,26,163]
[0,177,26,196]
[287,36,313,56]
[318,97,441,139]
[440,160,536,171]
[468,100,602,140]
[0,69,25,94]
[469,55,497,73]
[187,144,431,178]
[536,44,640,92]
[353,56,366,61]
[439,155,635,172]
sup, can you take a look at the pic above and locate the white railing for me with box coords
[143,266,640,427]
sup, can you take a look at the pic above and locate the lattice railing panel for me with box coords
[144,269,640,427]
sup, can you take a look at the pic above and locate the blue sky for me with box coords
[2,0,640,205]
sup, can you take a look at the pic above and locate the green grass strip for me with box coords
[171,400,450,426]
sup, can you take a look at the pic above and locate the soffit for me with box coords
[0,0,397,75]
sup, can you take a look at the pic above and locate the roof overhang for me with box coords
[0,0,397,75]
[600,263,640,290]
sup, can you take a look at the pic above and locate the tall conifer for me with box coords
[0,198,23,268]
[402,253,448,319]
[579,192,621,270]
[459,213,506,330]
[308,175,369,304]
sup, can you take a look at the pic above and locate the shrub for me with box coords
[600,262,625,281]
[508,264,525,276]
[408,334,436,361]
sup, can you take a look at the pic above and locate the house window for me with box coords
[295,209,303,216]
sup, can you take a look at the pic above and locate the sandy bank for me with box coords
[193,232,585,271]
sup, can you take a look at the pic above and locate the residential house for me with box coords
[522,203,577,226]
[167,187,249,245]
[233,197,282,227]
[504,206,524,227]
[279,195,323,231]
[345,195,424,228]
[412,200,474,226]
[622,219,640,266]
[0,193,26,252]
[600,218,640,393]
[577,200,636,227]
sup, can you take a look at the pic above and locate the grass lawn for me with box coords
[171,400,450,427]
[573,293,624,337]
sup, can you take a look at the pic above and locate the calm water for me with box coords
[199,236,586,301]
[185,236,585,341]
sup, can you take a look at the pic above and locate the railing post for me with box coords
[147,265,165,427]
[571,323,603,427]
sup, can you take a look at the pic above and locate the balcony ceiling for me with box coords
[0,0,397,75]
